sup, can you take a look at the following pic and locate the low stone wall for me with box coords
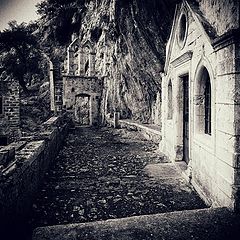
[107,118,161,143]
[0,115,69,226]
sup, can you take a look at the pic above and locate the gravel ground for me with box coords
[29,126,206,228]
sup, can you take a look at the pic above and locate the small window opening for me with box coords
[85,60,89,74]
[204,75,211,135]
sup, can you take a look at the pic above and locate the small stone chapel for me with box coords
[160,0,240,210]
[61,38,103,126]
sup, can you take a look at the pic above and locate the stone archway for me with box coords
[75,94,91,125]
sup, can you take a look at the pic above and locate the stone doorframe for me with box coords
[74,93,92,126]
[166,52,193,164]
[174,66,193,179]
[174,71,191,163]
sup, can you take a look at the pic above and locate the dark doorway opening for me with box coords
[75,94,90,126]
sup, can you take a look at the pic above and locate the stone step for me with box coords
[33,207,240,240]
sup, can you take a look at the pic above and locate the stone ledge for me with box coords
[213,29,240,51]
[0,145,15,167]
[32,208,240,240]
[107,118,161,143]
[43,116,61,128]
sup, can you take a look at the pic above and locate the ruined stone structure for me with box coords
[0,75,20,145]
[160,0,240,210]
[0,116,69,226]
[62,39,103,125]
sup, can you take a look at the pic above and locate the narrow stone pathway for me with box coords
[29,126,206,229]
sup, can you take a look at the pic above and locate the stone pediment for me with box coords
[170,51,193,68]
[164,0,217,73]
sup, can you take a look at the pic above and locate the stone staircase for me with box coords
[33,207,240,240]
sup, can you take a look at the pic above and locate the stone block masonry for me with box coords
[0,76,20,143]
[63,75,103,125]
[160,1,240,212]
[60,39,103,126]
[0,115,69,228]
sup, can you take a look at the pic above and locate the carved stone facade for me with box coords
[160,0,240,210]
[62,39,103,125]
[0,75,20,144]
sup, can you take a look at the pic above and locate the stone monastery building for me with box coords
[160,0,240,210]
[49,38,103,126]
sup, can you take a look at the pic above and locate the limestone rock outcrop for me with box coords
[68,0,178,125]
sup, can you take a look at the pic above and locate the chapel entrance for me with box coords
[75,94,90,125]
[182,75,189,164]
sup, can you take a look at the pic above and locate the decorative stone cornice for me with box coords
[170,51,193,68]
[212,29,240,51]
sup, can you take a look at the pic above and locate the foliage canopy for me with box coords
[0,21,43,92]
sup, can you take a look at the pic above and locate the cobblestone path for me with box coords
[29,127,206,228]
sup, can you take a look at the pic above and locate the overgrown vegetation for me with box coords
[0,21,43,92]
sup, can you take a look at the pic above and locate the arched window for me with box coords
[204,73,211,134]
[195,66,212,135]
[168,80,173,119]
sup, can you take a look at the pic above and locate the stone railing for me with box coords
[0,115,70,227]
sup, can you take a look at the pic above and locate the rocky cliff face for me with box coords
[71,0,178,125]
[197,0,239,36]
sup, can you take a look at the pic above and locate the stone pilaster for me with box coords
[49,61,55,112]
[213,29,240,211]
[67,48,74,75]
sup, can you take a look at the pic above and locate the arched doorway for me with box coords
[75,94,90,125]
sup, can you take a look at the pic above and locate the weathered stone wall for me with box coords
[0,76,20,143]
[160,1,240,211]
[212,30,240,211]
[63,75,103,125]
[197,0,240,36]
[0,116,69,226]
